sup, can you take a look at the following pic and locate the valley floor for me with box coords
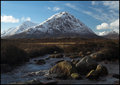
[1,38,119,84]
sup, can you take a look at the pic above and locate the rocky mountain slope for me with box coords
[102,31,119,39]
[1,21,37,37]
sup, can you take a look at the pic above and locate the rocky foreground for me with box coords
[1,50,119,84]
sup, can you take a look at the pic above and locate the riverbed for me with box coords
[1,55,119,84]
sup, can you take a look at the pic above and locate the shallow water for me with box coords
[1,55,119,84]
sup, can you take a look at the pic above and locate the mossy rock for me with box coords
[49,61,78,79]
[71,73,82,79]
[86,70,99,80]
[86,64,108,80]
[76,56,98,75]
[95,64,108,76]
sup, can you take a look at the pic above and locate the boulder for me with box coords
[49,61,78,79]
[35,59,46,65]
[90,52,105,61]
[90,48,119,61]
[71,73,82,79]
[86,70,99,80]
[86,64,108,80]
[71,59,79,65]
[95,64,108,76]
[49,54,64,58]
[76,56,98,75]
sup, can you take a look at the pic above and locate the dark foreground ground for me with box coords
[1,38,119,84]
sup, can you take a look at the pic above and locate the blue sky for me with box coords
[1,1,119,35]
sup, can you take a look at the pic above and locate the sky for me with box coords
[1,1,119,35]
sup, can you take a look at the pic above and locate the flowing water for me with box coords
[1,55,119,84]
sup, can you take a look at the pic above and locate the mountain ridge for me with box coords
[2,12,100,39]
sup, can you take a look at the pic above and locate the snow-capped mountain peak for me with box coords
[26,12,94,35]
[2,21,37,36]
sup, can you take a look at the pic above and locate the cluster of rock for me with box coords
[8,47,119,84]
[49,56,108,80]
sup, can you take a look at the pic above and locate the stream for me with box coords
[1,54,119,84]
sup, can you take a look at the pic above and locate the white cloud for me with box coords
[47,7,60,11]
[110,19,119,28]
[1,15,19,23]
[96,23,109,30]
[53,7,60,11]
[89,7,103,13]
[102,1,119,10]
[82,11,92,15]
[21,17,31,21]
[97,31,109,36]
[82,8,118,23]
[65,3,78,11]
[110,19,119,33]
[96,19,119,33]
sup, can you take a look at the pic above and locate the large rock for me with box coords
[71,73,82,79]
[95,64,108,76]
[86,64,108,80]
[49,54,64,58]
[90,48,119,61]
[49,61,78,79]
[86,70,99,80]
[76,56,98,75]
[71,59,79,65]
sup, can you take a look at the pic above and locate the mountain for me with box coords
[2,12,100,39]
[102,31,119,39]
[1,21,37,37]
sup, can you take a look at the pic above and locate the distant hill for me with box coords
[102,31,119,39]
